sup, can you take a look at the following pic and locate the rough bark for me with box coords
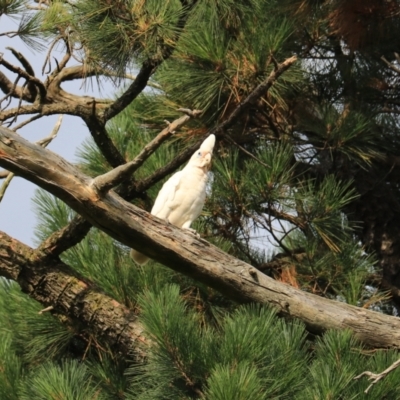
[0,231,147,358]
[2,126,400,349]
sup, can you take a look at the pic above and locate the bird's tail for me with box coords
[130,249,150,265]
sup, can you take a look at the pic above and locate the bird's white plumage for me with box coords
[130,134,216,265]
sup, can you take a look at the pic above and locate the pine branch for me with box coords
[354,358,400,394]
[102,1,198,122]
[0,53,46,101]
[3,124,400,349]
[0,230,147,358]
[36,215,91,258]
[0,115,62,202]
[84,116,127,168]
[102,59,160,122]
[92,109,202,193]
[139,55,298,190]
[0,71,29,102]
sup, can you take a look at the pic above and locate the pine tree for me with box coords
[1,0,400,398]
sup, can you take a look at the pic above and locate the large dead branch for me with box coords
[1,125,400,349]
[0,230,147,358]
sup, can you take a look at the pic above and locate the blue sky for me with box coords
[0,16,112,246]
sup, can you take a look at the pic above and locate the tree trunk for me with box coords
[1,125,400,349]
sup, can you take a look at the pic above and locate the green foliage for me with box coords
[0,334,21,400]
[71,0,183,73]
[297,105,385,168]
[2,0,400,397]
[19,360,105,400]
[295,175,358,251]
[33,189,76,244]
[157,0,301,119]
[0,280,73,365]
[132,287,309,398]
[0,0,26,18]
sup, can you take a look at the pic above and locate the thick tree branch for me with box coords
[0,102,91,122]
[102,60,159,122]
[37,215,92,258]
[2,125,400,349]
[84,116,127,168]
[0,115,62,202]
[0,231,147,357]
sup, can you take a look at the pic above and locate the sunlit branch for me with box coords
[92,109,202,193]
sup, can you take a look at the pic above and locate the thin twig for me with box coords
[36,114,64,146]
[381,55,400,74]
[38,305,54,314]
[91,109,202,193]
[0,115,63,202]
[0,170,9,179]
[226,136,271,168]
[0,55,46,100]
[0,75,22,110]
[354,358,400,394]
[42,35,63,75]
[11,114,42,131]
[0,172,14,203]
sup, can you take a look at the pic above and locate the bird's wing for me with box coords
[151,170,183,218]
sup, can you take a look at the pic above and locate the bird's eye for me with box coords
[197,151,201,156]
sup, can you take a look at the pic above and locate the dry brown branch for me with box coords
[42,35,63,75]
[11,114,42,131]
[36,114,63,146]
[0,54,46,100]
[0,102,92,123]
[0,71,26,101]
[0,115,63,201]
[92,109,202,193]
[0,230,147,357]
[36,215,92,258]
[354,358,400,393]
[2,125,400,349]
[6,47,35,77]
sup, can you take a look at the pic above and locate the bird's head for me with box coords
[189,134,216,171]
